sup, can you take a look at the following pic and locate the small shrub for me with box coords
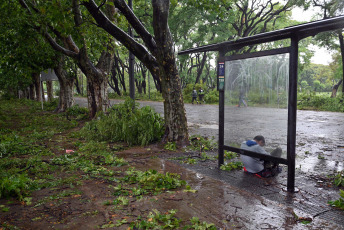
[189,135,217,152]
[224,151,239,160]
[332,170,344,187]
[220,161,243,171]
[164,142,177,151]
[0,173,36,200]
[298,93,344,112]
[65,105,89,120]
[80,99,164,146]
[204,89,219,104]
[43,99,59,111]
[328,190,344,210]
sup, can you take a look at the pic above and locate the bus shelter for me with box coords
[179,16,344,192]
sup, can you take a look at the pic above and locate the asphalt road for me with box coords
[74,97,344,175]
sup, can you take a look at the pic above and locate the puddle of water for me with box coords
[297,156,344,174]
[188,122,219,130]
[306,119,327,123]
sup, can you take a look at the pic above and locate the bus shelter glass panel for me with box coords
[224,53,289,159]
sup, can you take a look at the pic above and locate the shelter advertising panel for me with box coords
[224,53,289,159]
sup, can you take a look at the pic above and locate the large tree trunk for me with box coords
[86,74,109,117]
[32,72,42,102]
[78,49,112,118]
[54,56,75,112]
[153,0,188,145]
[46,80,54,102]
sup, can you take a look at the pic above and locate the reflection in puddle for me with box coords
[311,133,326,138]
[188,122,219,130]
[297,156,344,173]
[306,119,327,123]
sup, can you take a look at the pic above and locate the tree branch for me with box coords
[81,0,160,78]
[44,32,78,58]
[112,0,157,55]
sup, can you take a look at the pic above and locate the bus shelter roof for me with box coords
[178,15,344,55]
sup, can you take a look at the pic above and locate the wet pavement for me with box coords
[128,155,344,229]
[75,97,344,228]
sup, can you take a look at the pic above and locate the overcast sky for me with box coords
[292,6,334,65]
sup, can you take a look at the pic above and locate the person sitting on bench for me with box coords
[240,135,282,178]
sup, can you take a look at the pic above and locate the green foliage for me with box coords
[204,89,219,104]
[188,135,217,152]
[220,161,243,171]
[0,204,9,212]
[0,173,36,200]
[43,99,59,112]
[129,209,216,230]
[112,196,129,206]
[183,184,197,193]
[123,168,186,194]
[65,105,89,120]
[328,190,344,210]
[80,99,164,146]
[298,63,335,92]
[184,217,217,230]
[130,209,181,229]
[78,141,127,167]
[298,93,344,112]
[164,142,177,151]
[224,151,239,160]
[331,170,344,187]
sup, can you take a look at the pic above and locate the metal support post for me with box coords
[287,35,299,192]
[218,52,225,168]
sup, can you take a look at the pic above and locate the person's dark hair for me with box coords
[253,135,265,145]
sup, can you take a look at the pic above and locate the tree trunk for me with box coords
[338,30,344,94]
[78,50,112,118]
[46,80,54,102]
[32,72,42,102]
[109,67,122,96]
[195,52,207,84]
[86,74,109,117]
[54,56,75,112]
[29,84,35,100]
[74,72,82,95]
[331,79,343,98]
[41,82,45,102]
[153,0,188,145]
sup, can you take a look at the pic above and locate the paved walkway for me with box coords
[167,152,344,228]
